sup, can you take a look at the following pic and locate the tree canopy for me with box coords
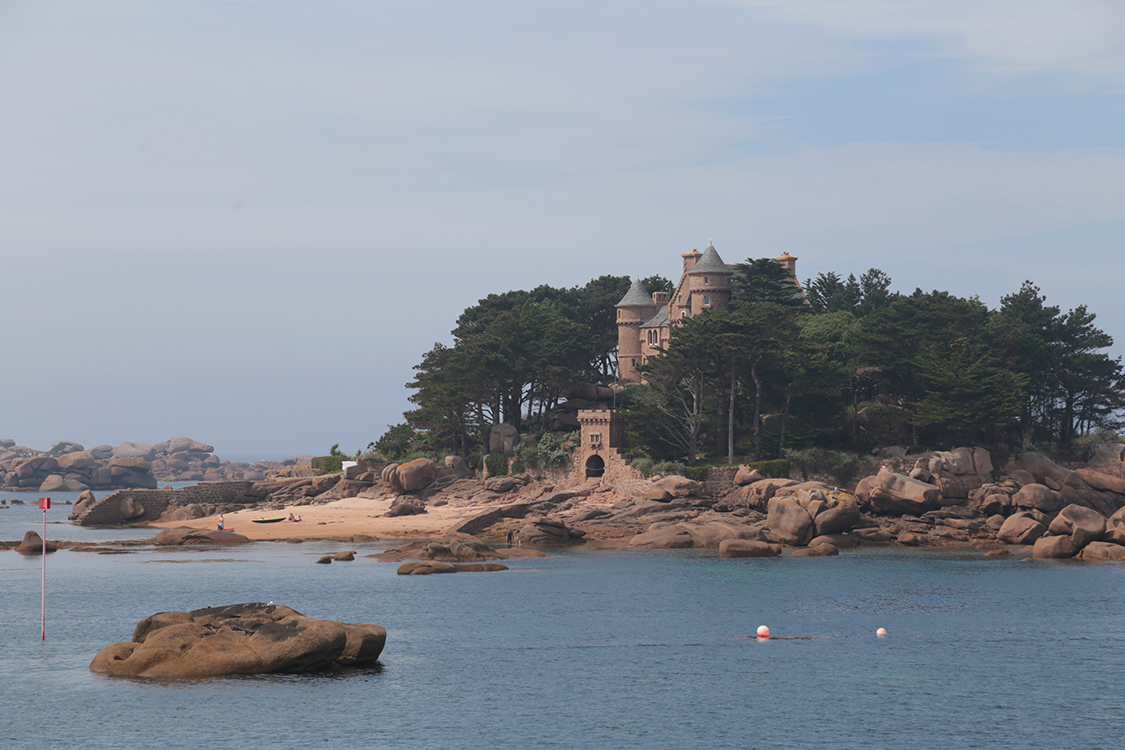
[397,259,1124,463]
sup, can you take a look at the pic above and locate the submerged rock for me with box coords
[396,561,508,575]
[718,540,782,558]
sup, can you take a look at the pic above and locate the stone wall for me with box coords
[74,481,257,526]
[703,466,739,496]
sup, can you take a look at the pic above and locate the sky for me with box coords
[2,0,1123,461]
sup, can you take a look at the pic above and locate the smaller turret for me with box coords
[615,278,657,382]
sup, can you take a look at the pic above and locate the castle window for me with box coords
[590,433,601,444]
[703,295,711,307]
[704,276,709,284]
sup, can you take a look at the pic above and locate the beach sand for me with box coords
[150,496,494,542]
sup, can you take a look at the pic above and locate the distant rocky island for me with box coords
[0,437,311,493]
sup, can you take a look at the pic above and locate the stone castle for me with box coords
[614,242,798,381]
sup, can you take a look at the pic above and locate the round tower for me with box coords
[686,241,733,316]
[615,278,656,381]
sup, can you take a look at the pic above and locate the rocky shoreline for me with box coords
[15,442,1120,564]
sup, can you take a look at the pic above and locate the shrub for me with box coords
[651,460,687,476]
[311,455,344,474]
[485,453,509,477]
[373,423,417,461]
[1073,429,1121,460]
[511,431,580,470]
[745,458,791,479]
[510,459,526,474]
[785,447,865,483]
[630,457,654,476]
[682,465,709,482]
[538,431,580,467]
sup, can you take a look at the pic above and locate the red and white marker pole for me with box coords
[39,497,50,641]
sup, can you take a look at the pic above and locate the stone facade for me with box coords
[573,408,642,487]
[615,242,798,381]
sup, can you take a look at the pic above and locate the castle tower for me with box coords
[576,408,627,482]
[686,242,733,316]
[615,278,656,382]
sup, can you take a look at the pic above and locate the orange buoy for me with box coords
[756,625,770,638]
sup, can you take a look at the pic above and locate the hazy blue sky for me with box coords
[2,1,1123,460]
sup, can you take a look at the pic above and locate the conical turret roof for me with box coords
[616,277,655,307]
[688,242,733,275]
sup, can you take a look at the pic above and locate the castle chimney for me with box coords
[776,252,797,276]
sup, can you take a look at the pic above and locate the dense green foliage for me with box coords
[371,423,418,461]
[399,257,1124,466]
[311,454,345,473]
[620,264,1123,463]
[402,275,670,456]
[512,431,581,470]
[744,458,793,479]
[484,453,509,477]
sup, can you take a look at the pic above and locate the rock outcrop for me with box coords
[15,530,57,555]
[89,603,386,678]
[151,527,251,545]
[397,561,509,575]
[0,436,320,490]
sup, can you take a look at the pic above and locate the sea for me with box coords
[2,488,1124,750]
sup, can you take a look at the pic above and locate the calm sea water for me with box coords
[2,500,1124,750]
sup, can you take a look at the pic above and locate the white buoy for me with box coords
[756,625,770,638]
[876,627,887,637]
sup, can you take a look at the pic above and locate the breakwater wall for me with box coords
[74,481,258,526]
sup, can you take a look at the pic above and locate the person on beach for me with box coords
[506,529,513,547]
[217,515,225,531]
[515,531,521,547]
[288,513,295,521]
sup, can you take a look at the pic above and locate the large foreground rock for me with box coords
[519,516,585,544]
[89,603,386,678]
[1011,483,1065,513]
[996,513,1047,545]
[1077,468,1125,495]
[766,496,814,545]
[1047,504,1106,549]
[1033,535,1078,559]
[865,467,941,515]
[1076,542,1125,561]
[395,459,437,492]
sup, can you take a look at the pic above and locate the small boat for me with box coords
[251,516,288,524]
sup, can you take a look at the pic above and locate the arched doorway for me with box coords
[585,455,605,478]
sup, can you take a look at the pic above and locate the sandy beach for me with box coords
[150,495,495,542]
